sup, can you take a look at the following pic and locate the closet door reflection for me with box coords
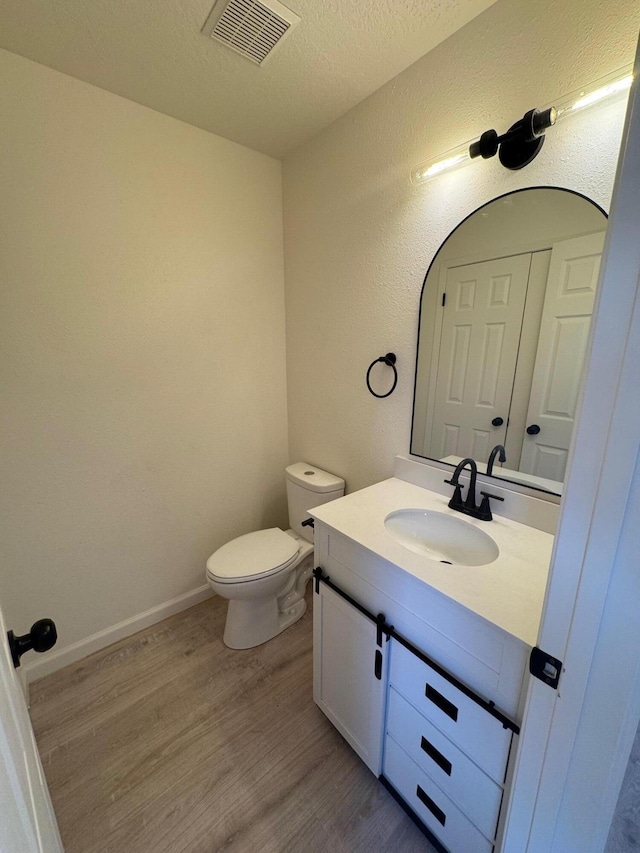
[519,231,605,481]
[430,254,531,461]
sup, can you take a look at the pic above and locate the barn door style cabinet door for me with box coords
[312,576,387,775]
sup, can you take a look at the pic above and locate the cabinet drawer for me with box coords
[384,734,493,853]
[389,641,512,783]
[387,687,502,840]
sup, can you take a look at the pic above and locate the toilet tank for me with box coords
[286,463,345,541]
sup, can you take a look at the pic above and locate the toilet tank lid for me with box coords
[285,463,344,493]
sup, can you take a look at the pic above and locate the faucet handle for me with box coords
[477,491,504,521]
[447,482,465,511]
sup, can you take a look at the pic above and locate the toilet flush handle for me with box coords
[301,518,315,529]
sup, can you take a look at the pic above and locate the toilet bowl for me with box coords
[206,463,344,649]
[207,528,313,649]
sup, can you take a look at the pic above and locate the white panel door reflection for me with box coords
[520,232,605,480]
[431,253,531,462]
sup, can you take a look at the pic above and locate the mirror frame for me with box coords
[409,185,608,496]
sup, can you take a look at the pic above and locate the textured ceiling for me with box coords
[0,0,496,158]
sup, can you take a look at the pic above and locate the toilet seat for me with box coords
[206,528,299,584]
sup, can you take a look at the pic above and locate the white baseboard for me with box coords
[23,585,215,685]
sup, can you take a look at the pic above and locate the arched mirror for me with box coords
[410,187,607,495]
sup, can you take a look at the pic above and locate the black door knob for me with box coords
[491,417,504,427]
[7,619,57,669]
[527,424,541,435]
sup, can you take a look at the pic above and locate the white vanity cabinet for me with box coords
[312,520,530,852]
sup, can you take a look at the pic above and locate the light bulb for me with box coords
[552,68,633,123]
[411,145,472,185]
[571,75,633,111]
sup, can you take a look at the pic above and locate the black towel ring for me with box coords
[366,353,398,398]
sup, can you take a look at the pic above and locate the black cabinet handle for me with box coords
[374,650,383,680]
[416,785,446,826]
[7,619,57,668]
[491,417,504,427]
[421,736,452,776]
[526,424,541,435]
[425,683,459,721]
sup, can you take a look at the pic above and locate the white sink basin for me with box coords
[384,509,499,566]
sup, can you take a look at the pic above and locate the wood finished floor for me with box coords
[29,592,435,853]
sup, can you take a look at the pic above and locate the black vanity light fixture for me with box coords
[469,106,557,170]
[411,67,633,185]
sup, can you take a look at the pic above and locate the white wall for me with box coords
[283,0,640,494]
[0,51,289,659]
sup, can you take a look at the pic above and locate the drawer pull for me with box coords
[425,683,459,722]
[421,735,452,776]
[416,784,446,826]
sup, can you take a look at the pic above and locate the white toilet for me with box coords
[206,463,345,649]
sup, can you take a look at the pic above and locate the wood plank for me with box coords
[29,593,435,852]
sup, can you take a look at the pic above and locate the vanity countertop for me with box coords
[310,477,554,647]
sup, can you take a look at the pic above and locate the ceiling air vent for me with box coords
[202,0,300,65]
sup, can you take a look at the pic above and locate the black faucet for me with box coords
[487,444,507,477]
[445,458,478,514]
[445,457,504,521]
